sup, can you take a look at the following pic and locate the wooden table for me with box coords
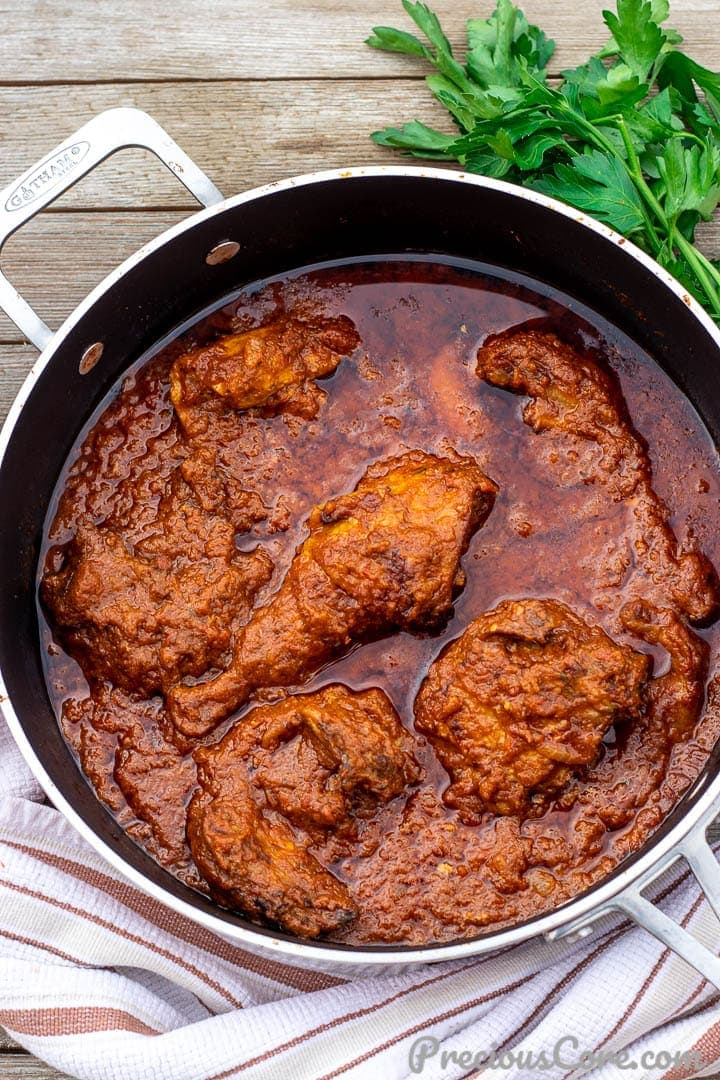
[1,1,720,1075]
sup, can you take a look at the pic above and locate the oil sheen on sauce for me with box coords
[38,257,720,945]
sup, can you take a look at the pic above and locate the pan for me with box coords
[1,106,719,979]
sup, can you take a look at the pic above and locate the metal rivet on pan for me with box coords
[206,240,240,265]
[79,341,104,374]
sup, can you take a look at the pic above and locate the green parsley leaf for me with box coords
[602,0,668,83]
[465,0,554,89]
[370,120,456,156]
[657,138,720,221]
[534,150,649,235]
[658,52,720,128]
[365,26,430,58]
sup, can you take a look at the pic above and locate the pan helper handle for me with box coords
[0,107,224,350]
[547,798,720,989]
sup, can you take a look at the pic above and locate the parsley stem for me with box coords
[674,233,720,314]
[615,120,665,237]
[613,120,720,314]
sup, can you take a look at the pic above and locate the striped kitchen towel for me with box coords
[1,713,719,1080]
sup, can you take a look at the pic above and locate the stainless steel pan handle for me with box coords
[0,107,224,350]
[549,804,720,986]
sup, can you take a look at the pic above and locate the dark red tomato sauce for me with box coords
[38,257,720,944]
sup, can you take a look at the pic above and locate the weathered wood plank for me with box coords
[0,79,454,210]
[0,343,37,418]
[0,0,717,82]
[0,1026,70,1078]
[0,1028,20,1050]
[0,210,720,347]
[0,1055,71,1079]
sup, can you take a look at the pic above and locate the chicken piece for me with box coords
[188,785,357,938]
[188,685,420,937]
[166,450,498,736]
[476,329,719,623]
[170,311,360,433]
[414,599,650,820]
[42,478,273,697]
[170,311,360,532]
[274,685,421,820]
[114,726,197,859]
[204,684,420,835]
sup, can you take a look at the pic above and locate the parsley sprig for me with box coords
[367,0,720,321]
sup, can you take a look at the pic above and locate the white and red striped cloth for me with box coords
[1,714,720,1080]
